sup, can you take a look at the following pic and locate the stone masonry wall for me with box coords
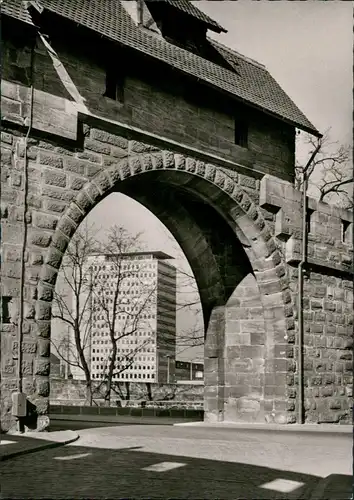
[223,273,268,423]
[1,74,353,429]
[49,378,204,406]
[2,34,295,182]
[1,23,352,430]
[0,79,278,429]
[260,175,353,424]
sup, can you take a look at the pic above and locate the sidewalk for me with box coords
[0,430,79,461]
[175,421,353,434]
[50,413,198,426]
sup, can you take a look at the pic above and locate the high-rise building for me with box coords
[87,251,177,384]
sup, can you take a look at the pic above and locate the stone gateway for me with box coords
[1,0,352,432]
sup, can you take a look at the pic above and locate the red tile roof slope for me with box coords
[1,0,320,136]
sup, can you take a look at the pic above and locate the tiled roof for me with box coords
[2,0,320,136]
[157,0,227,33]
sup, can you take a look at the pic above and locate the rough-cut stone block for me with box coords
[64,158,86,175]
[35,360,50,376]
[129,156,142,174]
[44,169,67,188]
[76,151,100,163]
[85,183,102,203]
[29,232,52,248]
[36,300,52,321]
[42,186,76,203]
[94,172,112,193]
[33,212,58,230]
[38,339,50,357]
[32,397,49,415]
[45,247,63,269]
[12,341,37,357]
[36,321,51,338]
[37,283,53,302]
[56,216,77,239]
[37,380,50,397]
[38,152,63,169]
[69,176,86,191]
[85,138,111,155]
[75,190,95,213]
[91,129,128,149]
[41,265,58,285]
[21,359,33,375]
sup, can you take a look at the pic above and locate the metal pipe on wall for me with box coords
[297,142,321,424]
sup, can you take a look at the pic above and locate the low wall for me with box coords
[50,404,204,419]
[50,378,204,404]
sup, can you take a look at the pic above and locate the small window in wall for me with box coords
[103,68,125,103]
[306,209,314,234]
[341,220,352,244]
[234,118,248,148]
[1,296,12,324]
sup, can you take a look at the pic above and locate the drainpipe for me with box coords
[297,142,321,424]
[13,32,36,432]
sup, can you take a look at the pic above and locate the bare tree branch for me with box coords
[296,128,353,208]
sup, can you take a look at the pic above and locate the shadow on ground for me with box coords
[48,420,128,431]
[1,441,331,499]
[48,416,197,431]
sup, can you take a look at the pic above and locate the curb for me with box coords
[50,414,200,425]
[173,421,353,433]
[1,431,80,462]
[309,474,353,500]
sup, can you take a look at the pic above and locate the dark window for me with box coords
[103,68,125,102]
[341,220,351,244]
[306,209,314,233]
[2,296,12,323]
[234,118,248,148]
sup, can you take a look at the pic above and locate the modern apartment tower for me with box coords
[87,251,177,384]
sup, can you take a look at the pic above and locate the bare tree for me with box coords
[296,128,353,208]
[51,223,98,405]
[91,225,157,406]
[51,224,157,406]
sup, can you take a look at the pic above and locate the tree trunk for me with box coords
[85,380,93,406]
[125,381,130,401]
[104,337,118,406]
[146,382,153,401]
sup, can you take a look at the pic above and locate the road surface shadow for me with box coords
[48,417,196,431]
[1,441,339,499]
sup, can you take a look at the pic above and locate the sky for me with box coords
[74,1,352,362]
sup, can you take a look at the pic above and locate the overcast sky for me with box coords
[81,2,352,361]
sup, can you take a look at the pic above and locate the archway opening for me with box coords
[45,153,292,425]
[50,168,253,411]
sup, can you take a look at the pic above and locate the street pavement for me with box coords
[1,423,352,499]
[49,414,194,430]
[0,430,79,462]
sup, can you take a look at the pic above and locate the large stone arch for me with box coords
[37,151,296,424]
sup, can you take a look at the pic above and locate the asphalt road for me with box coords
[48,416,192,431]
[1,424,352,499]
